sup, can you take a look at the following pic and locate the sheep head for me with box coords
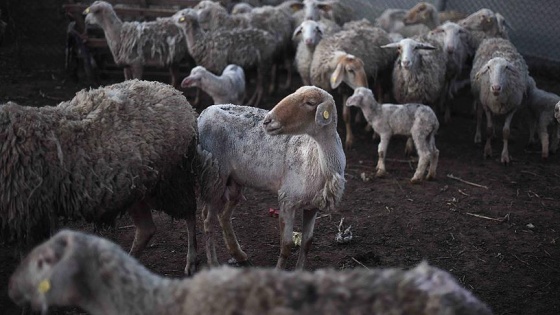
[475,57,519,96]
[173,8,199,29]
[84,1,117,26]
[263,86,336,136]
[330,52,368,89]
[9,230,84,313]
[181,66,206,88]
[345,87,376,109]
[458,8,498,33]
[429,21,470,55]
[293,20,324,46]
[381,39,437,70]
[298,0,334,21]
[403,2,439,27]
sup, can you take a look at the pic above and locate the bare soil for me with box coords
[1,61,559,315]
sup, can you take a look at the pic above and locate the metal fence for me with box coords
[1,0,559,74]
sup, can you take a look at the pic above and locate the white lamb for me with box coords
[346,87,439,183]
[181,64,246,105]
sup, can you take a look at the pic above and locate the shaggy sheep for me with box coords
[174,9,276,107]
[83,1,189,87]
[525,76,560,159]
[458,8,509,50]
[292,19,341,85]
[181,64,246,105]
[310,23,394,149]
[197,86,345,269]
[9,229,494,315]
[403,2,440,30]
[346,87,439,183]
[0,80,199,275]
[471,38,529,164]
[381,38,448,116]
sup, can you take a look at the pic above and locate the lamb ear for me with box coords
[330,62,345,89]
[315,101,334,126]
[292,25,303,40]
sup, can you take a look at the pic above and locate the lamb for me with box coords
[83,1,189,87]
[310,23,394,149]
[525,76,560,159]
[9,229,494,315]
[0,80,199,275]
[292,19,341,85]
[346,87,439,183]
[181,64,246,105]
[174,8,276,107]
[471,38,529,164]
[197,86,345,269]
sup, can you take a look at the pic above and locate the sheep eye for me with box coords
[37,258,44,269]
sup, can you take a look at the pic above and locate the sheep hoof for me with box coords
[375,170,387,178]
[227,257,253,268]
[410,178,422,184]
[425,174,436,181]
[184,260,200,277]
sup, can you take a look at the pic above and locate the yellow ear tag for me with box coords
[84,7,90,14]
[330,75,337,84]
[323,110,330,120]
[179,16,185,22]
[38,279,51,294]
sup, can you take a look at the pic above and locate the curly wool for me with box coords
[0,80,198,244]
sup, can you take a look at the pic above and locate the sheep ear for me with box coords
[330,62,345,89]
[380,42,400,49]
[315,101,334,126]
[292,25,303,40]
[475,67,489,80]
[289,2,304,13]
[317,3,333,13]
[417,43,437,50]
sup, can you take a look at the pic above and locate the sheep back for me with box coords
[0,80,198,243]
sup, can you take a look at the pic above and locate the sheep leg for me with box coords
[474,100,483,144]
[276,207,296,269]
[527,118,537,147]
[247,66,265,107]
[411,136,429,183]
[217,183,249,265]
[551,124,559,154]
[483,107,494,159]
[268,63,277,94]
[169,65,180,89]
[426,135,439,180]
[130,63,143,80]
[281,55,292,90]
[295,208,318,270]
[539,125,550,160]
[342,95,354,150]
[404,137,415,156]
[501,110,516,164]
[184,198,198,276]
[202,203,221,267]
[123,67,133,80]
[376,134,391,177]
[128,201,156,257]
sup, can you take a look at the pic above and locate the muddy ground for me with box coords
[1,51,559,315]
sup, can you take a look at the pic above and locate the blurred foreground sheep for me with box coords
[9,229,494,315]
[0,80,199,275]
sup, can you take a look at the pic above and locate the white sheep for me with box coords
[197,86,346,269]
[471,38,529,164]
[83,1,189,87]
[9,229,494,315]
[458,8,509,50]
[525,76,560,159]
[0,80,199,275]
[181,64,246,105]
[291,0,355,26]
[346,87,439,183]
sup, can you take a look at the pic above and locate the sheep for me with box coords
[310,23,394,149]
[471,38,529,164]
[181,64,246,105]
[231,2,254,15]
[0,80,199,275]
[197,86,345,269]
[346,87,439,183]
[194,0,251,31]
[9,229,494,315]
[291,0,355,27]
[292,19,341,85]
[381,38,448,118]
[376,8,431,39]
[83,1,189,87]
[458,8,509,50]
[525,76,560,159]
[403,2,440,31]
[173,8,276,107]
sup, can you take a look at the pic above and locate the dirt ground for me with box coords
[1,53,560,315]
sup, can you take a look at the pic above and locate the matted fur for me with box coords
[0,80,198,246]
[10,230,493,315]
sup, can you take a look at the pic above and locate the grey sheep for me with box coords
[403,2,440,30]
[83,1,189,87]
[9,229,494,315]
[471,38,529,164]
[197,86,345,269]
[291,0,355,26]
[0,80,199,275]
[174,8,276,107]
[310,22,394,149]
[181,64,246,105]
[525,76,560,159]
[458,8,509,50]
[346,87,439,183]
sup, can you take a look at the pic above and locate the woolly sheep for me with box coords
[83,1,189,87]
[458,8,509,50]
[310,23,394,149]
[381,38,448,116]
[197,86,345,269]
[292,19,341,85]
[471,38,529,164]
[525,76,560,159]
[0,80,199,275]
[174,9,276,107]
[346,87,439,183]
[376,8,431,39]
[10,229,494,315]
[181,64,246,105]
[403,2,440,30]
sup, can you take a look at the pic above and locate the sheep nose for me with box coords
[491,85,502,94]
[401,60,411,68]
[305,38,313,45]
[262,117,272,126]
[446,46,454,54]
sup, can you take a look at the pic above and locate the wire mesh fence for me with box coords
[1,0,559,75]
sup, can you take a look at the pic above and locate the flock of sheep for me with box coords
[3,0,560,314]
